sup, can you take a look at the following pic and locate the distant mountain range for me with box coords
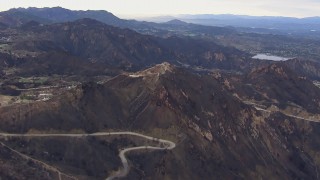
[2,7,319,37]
[1,7,320,70]
[0,7,123,27]
[0,7,237,36]
[0,17,250,77]
[142,14,320,36]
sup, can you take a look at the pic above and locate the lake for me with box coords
[252,54,291,61]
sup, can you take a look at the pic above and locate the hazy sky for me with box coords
[0,0,320,18]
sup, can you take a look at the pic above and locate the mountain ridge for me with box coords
[1,62,320,179]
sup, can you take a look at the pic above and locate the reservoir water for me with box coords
[252,54,291,61]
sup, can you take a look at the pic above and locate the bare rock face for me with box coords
[242,63,320,113]
[129,62,173,78]
[214,52,226,61]
[284,59,320,81]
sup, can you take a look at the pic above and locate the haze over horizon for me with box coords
[0,0,320,18]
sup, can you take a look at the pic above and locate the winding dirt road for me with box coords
[242,100,320,122]
[252,106,320,122]
[0,131,176,180]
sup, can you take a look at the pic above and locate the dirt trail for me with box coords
[0,131,176,180]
